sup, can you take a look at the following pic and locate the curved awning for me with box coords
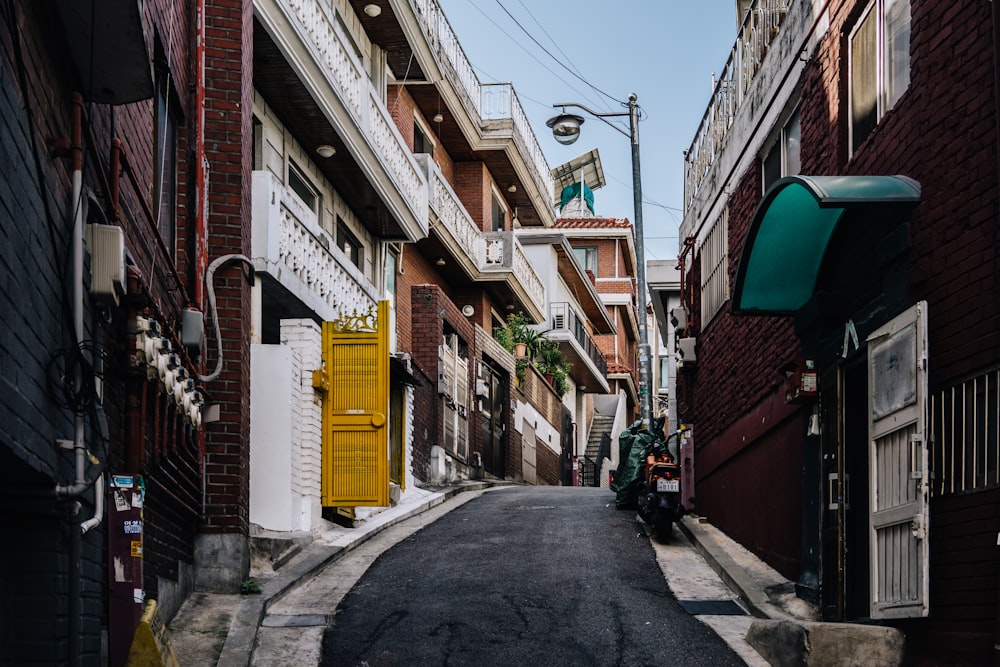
[731,175,921,315]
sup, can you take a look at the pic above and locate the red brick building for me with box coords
[673,0,1000,662]
[0,0,251,663]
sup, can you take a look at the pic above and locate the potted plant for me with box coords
[535,338,570,393]
[518,327,545,359]
[495,312,528,355]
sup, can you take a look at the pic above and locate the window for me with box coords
[700,207,729,327]
[153,48,177,255]
[763,106,801,192]
[573,246,598,274]
[658,356,671,391]
[288,162,319,214]
[491,193,506,232]
[849,0,911,153]
[413,122,433,155]
[337,217,363,270]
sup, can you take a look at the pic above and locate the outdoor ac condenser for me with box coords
[86,223,125,305]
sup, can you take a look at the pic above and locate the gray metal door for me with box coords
[867,301,929,619]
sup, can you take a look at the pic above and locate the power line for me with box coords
[463,1,603,112]
[493,0,622,108]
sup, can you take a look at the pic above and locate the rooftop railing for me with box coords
[683,0,791,213]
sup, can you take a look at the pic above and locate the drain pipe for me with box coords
[54,90,86,667]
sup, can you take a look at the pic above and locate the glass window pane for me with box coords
[871,324,917,420]
[784,107,801,177]
[884,0,911,109]
[850,6,878,152]
[763,144,782,191]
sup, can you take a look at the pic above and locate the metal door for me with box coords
[480,360,506,478]
[867,301,929,618]
[321,301,390,507]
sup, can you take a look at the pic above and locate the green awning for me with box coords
[731,175,921,314]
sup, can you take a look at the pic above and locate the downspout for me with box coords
[195,0,208,307]
[194,0,209,495]
[53,90,86,667]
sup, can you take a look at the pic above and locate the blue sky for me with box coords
[435,0,740,261]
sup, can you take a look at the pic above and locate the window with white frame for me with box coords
[337,217,363,271]
[413,116,434,155]
[491,192,506,232]
[700,207,729,327]
[573,246,598,274]
[288,161,319,215]
[849,0,911,153]
[763,105,801,192]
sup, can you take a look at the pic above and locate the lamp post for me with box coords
[546,94,653,428]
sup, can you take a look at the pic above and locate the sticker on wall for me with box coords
[131,541,143,557]
[114,491,130,512]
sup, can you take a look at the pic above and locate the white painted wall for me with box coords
[250,344,297,532]
[249,319,325,533]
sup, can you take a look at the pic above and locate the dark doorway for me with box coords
[480,359,507,478]
[842,357,871,620]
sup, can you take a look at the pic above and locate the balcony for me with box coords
[548,302,610,393]
[482,232,545,322]
[417,156,545,320]
[252,170,380,321]
[406,0,555,227]
[254,0,428,242]
[683,0,791,213]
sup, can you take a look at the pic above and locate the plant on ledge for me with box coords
[494,312,529,355]
[535,338,571,396]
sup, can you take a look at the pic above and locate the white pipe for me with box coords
[80,475,104,534]
[198,254,252,382]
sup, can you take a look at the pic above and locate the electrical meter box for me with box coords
[783,358,818,404]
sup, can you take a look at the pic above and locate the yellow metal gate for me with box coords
[321,302,390,507]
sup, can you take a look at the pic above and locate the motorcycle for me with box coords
[635,432,684,541]
[611,419,686,541]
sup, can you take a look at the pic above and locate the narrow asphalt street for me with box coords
[300,485,746,666]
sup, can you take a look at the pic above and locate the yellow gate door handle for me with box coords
[371,412,386,428]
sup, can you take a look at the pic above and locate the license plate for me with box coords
[657,479,679,493]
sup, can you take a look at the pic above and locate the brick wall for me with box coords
[679,0,1000,653]
[200,0,253,545]
[453,162,492,231]
[409,284,475,482]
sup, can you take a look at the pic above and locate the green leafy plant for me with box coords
[495,312,529,354]
[534,337,571,396]
[240,579,262,595]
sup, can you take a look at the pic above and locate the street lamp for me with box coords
[546,93,654,428]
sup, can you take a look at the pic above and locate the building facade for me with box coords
[672,0,1000,662]
[0,0,252,663]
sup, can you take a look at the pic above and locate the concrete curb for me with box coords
[216,481,493,666]
[677,516,788,621]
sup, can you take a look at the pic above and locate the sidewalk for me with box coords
[169,481,494,666]
[676,515,905,667]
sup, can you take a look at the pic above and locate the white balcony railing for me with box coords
[683,0,791,212]
[283,0,427,228]
[409,0,554,203]
[419,156,544,315]
[423,158,487,268]
[252,171,380,320]
[484,231,545,315]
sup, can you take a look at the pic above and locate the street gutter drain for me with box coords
[676,600,748,616]
[262,614,332,627]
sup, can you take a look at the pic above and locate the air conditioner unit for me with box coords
[669,306,688,334]
[86,223,125,305]
[677,337,697,368]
